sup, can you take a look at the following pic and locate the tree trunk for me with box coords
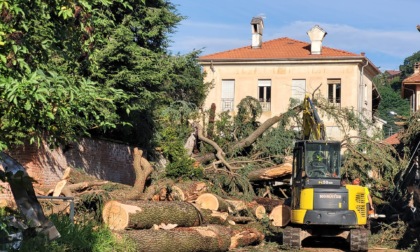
[269,204,291,227]
[130,148,153,197]
[125,225,231,252]
[102,200,201,230]
[247,163,292,181]
[195,193,230,212]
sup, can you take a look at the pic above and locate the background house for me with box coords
[198,17,382,140]
[402,62,420,113]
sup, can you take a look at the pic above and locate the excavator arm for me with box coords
[302,94,326,140]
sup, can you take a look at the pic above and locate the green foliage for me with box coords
[0,0,206,152]
[18,215,136,252]
[399,51,420,79]
[341,137,406,192]
[234,96,262,140]
[0,70,126,148]
[374,73,410,138]
[154,101,203,179]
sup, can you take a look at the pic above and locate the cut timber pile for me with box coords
[247,163,292,181]
[125,225,232,252]
[102,200,201,230]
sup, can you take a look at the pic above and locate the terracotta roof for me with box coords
[199,37,361,61]
[402,72,420,84]
[385,70,400,76]
[382,133,400,145]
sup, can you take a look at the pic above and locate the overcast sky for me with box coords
[168,0,420,71]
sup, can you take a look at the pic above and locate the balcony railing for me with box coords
[221,98,234,111]
[260,101,271,112]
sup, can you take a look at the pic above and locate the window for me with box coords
[292,79,306,103]
[221,80,235,111]
[328,79,341,106]
[258,79,271,111]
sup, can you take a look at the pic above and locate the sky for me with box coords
[168,0,420,72]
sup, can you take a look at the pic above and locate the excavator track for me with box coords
[283,226,302,249]
[349,228,369,252]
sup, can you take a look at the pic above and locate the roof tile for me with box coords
[403,72,420,84]
[199,37,360,60]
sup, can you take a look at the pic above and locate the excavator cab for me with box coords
[303,141,341,179]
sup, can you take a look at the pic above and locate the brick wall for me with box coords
[0,138,138,202]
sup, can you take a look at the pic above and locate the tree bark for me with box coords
[102,200,201,230]
[124,225,231,252]
[247,163,292,181]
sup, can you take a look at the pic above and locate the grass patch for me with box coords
[18,215,136,252]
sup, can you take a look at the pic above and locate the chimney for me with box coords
[307,25,327,55]
[415,62,420,74]
[251,17,264,48]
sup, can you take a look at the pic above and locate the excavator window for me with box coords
[305,142,340,178]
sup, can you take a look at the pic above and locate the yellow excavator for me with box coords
[282,94,370,251]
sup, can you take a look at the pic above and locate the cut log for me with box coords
[195,193,230,212]
[170,181,207,202]
[125,225,231,252]
[52,180,67,197]
[230,227,265,249]
[102,200,201,230]
[248,202,266,220]
[269,204,291,227]
[247,163,292,181]
[224,199,266,219]
[254,197,285,213]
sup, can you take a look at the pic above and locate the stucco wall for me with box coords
[203,62,377,140]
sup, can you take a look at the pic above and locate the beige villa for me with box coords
[198,17,382,140]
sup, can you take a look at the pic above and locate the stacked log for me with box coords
[102,200,202,230]
[125,225,232,252]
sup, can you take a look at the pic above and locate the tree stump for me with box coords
[125,225,231,252]
[102,200,201,230]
